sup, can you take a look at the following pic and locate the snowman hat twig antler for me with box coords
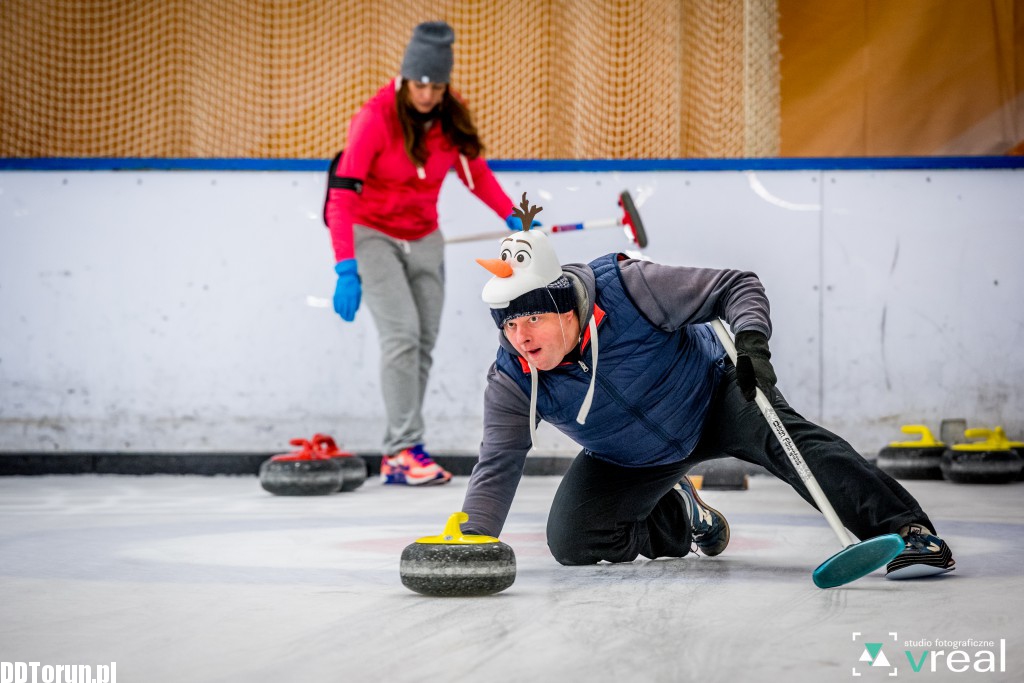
[511,192,543,231]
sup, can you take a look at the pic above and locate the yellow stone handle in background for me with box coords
[956,426,1012,451]
[889,424,942,448]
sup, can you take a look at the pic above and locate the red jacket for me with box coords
[325,79,513,262]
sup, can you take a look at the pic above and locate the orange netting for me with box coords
[0,0,780,159]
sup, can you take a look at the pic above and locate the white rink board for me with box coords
[0,168,1021,454]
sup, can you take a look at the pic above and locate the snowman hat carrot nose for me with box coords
[475,258,513,278]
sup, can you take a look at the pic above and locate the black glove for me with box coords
[734,330,777,401]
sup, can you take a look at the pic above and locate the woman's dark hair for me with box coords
[397,80,483,166]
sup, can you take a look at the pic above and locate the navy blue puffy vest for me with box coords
[496,254,724,466]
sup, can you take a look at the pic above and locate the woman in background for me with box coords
[324,21,518,486]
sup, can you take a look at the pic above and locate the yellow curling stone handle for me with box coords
[952,426,1013,452]
[889,424,943,448]
[416,512,501,545]
[983,426,1024,448]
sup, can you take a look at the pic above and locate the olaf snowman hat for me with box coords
[476,193,599,447]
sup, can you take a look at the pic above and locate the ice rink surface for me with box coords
[1,472,1021,682]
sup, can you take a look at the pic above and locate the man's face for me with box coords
[502,311,578,371]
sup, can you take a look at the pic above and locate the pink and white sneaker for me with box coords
[380,445,452,486]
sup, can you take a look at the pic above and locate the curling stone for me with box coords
[980,426,1024,481]
[941,427,1023,484]
[400,512,516,597]
[259,438,343,496]
[877,424,945,480]
[311,433,367,492]
[1001,431,1024,481]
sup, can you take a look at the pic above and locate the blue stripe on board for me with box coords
[1,156,1022,172]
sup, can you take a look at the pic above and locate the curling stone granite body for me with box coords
[1010,442,1024,481]
[877,425,945,480]
[941,448,1022,484]
[400,540,516,597]
[336,455,368,492]
[309,434,367,492]
[877,444,945,480]
[941,427,1024,484]
[259,456,343,496]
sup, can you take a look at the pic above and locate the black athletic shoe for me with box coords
[675,476,730,556]
[885,525,956,579]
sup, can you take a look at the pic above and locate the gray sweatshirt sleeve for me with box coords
[460,362,534,538]
[618,258,772,337]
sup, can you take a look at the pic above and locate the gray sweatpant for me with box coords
[354,225,445,454]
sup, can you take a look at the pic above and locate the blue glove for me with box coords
[333,259,361,322]
[505,213,542,231]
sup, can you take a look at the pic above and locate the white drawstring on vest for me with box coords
[576,314,599,425]
[527,312,599,450]
[528,361,539,450]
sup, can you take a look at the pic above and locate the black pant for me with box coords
[546,363,934,566]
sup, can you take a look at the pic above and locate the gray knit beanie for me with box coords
[400,21,455,84]
[490,275,577,329]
